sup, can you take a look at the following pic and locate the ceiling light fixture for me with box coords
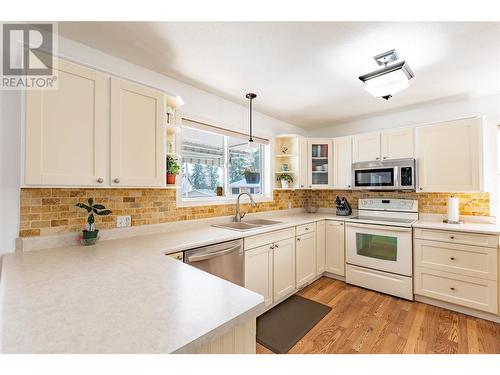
[245,93,256,143]
[359,49,414,100]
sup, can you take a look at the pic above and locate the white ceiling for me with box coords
[58,22,500,129]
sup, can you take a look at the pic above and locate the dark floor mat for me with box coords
[256,294,331,354]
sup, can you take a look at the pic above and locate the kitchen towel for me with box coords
[447,196,460,223]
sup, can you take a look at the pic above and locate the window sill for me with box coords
[176,195,273,208]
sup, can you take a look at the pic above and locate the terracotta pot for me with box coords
[167,174,176,185]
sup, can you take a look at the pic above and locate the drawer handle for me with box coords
[270,245,275,250]
[450,236,455,239]
[450,287,455,291]
[297,237,301,241]
[274,244,279,248]
[450,257,455,261]
[305,227,309,230]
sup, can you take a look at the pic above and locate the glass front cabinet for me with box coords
[306,139,333,188]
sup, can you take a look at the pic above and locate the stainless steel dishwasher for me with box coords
[184,239,244,286]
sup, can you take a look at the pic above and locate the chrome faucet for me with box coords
[234,192,256,222]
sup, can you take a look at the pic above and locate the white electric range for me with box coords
[344,198,418,300]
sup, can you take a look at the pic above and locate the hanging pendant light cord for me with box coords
[246,93,256,143]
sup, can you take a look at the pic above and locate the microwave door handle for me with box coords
[394,166,400,190]
[187,245,241,262]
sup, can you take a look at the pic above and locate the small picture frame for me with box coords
[281,163,289,171]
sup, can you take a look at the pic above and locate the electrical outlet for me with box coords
[116,215,131,228]
[288,202,292,209]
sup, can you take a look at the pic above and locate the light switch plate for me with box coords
[116,215,131,228]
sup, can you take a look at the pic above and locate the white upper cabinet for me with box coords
[25,59,107,186]
[381,128,414,160]
[416,118,482,192]
[110,78,165,187]
[352,132,381,163]
[307,139,333,188]
[333,136,352,189]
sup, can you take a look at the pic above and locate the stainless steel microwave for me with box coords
[352,158,416,191]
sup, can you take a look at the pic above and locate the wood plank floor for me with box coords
[256,277,500,354]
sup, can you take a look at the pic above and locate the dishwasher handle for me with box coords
[187,245,241,263]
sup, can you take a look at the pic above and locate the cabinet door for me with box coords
[325,220,345,276]
[245,244,273,307]
[415,118,482,192]
[381,128,414,160]
[25,59,106,186]
[298,137,309,188]
[352,132,380,162]
[296,232,317,288]
[316,220,326,275]
[307,139,332,188]
[110,78,165,187]
[333,136,352,189]
[273,238,296,302]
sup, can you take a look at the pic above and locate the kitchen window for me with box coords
[179,118,271,206]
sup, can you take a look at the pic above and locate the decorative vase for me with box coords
[167,174,176,185]
[281,180,289,189]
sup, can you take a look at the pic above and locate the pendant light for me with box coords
[245,93,256,143]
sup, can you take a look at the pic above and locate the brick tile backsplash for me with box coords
[19,188,490,237]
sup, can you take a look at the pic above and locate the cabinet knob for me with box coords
[450,287,455,291]
[376,157,380,160]
[419,187,423,190]
[176,255,182,260]
[450,257,455,260]
[296,237,301,241]
[270,245,275,250]
[450,236,455,239]
[275,244,279,248]
[340,223,344,226]
[97,177,104,183]
[114,178,120,184]
[383,156,387,160]
[347,184,351,188]
[305,227,309,231]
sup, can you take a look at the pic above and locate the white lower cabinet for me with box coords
[244,244,273,307]
[295,232,317,288]
[273,238,296,302]
[316,221,326,275]
[325,220,345,276]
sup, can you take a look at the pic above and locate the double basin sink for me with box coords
[213,219,284,232]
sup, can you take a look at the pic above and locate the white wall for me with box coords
[310,93,500,216]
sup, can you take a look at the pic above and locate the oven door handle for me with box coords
[187,245,241,262]
[346,223,412,233]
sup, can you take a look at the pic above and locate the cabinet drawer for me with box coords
[414,228,498,248]
[296,222,316,236]
[414,239,497,280]
[414,267,498,314]
[244,227,295,250]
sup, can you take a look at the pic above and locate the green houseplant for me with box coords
[244,168,260,184]
[75,198,112,245]
[277,173,294,189]
[167,155,180,185]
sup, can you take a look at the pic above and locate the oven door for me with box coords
[353,167,396,190]
[346,223,412,276]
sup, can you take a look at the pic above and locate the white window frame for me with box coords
[176,116,272,208]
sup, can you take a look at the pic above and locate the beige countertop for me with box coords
[413,219,500,235]
[0,211,351,354]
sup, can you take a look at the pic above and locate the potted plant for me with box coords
[244,168,260,184]
[277,173,294,189]
[167,155,180,185]
[75,198,112,246]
